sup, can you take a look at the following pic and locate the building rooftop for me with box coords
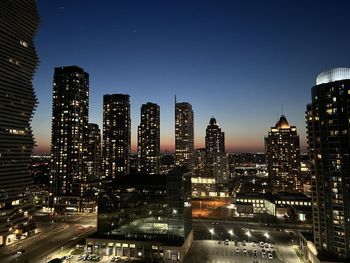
[316,67,350,85]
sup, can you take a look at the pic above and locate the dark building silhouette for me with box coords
[265,114,301,193]
[205,118,229,183]
[175,102,194,169]
[306,68,350,260]
[0,0,39,245]
[205,117,225,154]
[86,123,101,181]
[103,94,131,179]
[50,66,89,198]
[137,102,160,174]
[87,167,193,262]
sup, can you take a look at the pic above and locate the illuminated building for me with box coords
[306,68,350,259]
[50,66,89,211]
[175,101,194,169]
[86,123,101,181]
[86,167,193,262]
[103,94,131,179]
[193,148,206,177]
[205,118,229,184]
[265,114,301,193]
[205,117,225,154]
[137,102,160,174]
[0,0,39,245]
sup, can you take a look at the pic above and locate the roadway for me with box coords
[1,213,96,263]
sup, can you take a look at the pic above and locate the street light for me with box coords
[246,230,251,242]
[264,232,269,243]
[209,228,214,240]
[228,229,233,241]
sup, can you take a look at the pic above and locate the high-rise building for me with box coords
[137,102,160,174]
[306,68,350,259]
[265,114,301,193]
[86,123,101,181]
[175,102,194,169]
[205,118,229,183]
[205,117,225,154]
[0,0,39,245]
[103,94,131,179]
[50,66,89,201]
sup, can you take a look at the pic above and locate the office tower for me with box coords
[175,102,194,169]
[137,102,160,174]
[103,94,131,179]
[86,123,101,181]
[0,0,39,245]
[50,66,89,206]
[306,68,350,259]
[265,114,301,193]
[88,167,192,262]
[205,118,229,183]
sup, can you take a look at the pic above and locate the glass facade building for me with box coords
[88,168,192,262]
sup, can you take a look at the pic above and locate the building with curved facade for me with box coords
[0,0,39,245]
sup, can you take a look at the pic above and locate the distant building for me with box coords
[137,102,160,174]
[205,118,229,184]
[159,154,175,174]
[0,0,39,246]
[87,168,193,262]
[306,68,350,260]
[205,117,225,154]
[86,123,101,181]
[103,94,131,179]
[265,115,301,193]
[193,148,206,177]
[175,102,194,169]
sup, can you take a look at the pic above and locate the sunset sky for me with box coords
[32,0,350,154]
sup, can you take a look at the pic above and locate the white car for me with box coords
[235,247,240,253]
[260,241,264,247]
[262,252,267,258]
[268,253,273,260]
[242,248,247,253]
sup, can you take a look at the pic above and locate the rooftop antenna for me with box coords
[175,94,177,105]
[281,104,284,115]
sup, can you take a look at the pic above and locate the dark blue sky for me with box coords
[33,0,350,153]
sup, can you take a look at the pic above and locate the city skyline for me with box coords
[32,0,350,154]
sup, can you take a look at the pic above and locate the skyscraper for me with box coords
[137,102,160,174]
[0,0,39,245]
[175,102,194,169]
[50,66,89,202]
[205,117,225,154]
[86,123,101,181]
[265,114,301,193]
[306,68,350,259]
[103,94,131,179]
[205,118,229,183]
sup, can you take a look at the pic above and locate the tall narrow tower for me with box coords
[138,102,160,174]
[50,66,89,198]
[0,0,39,245]
[265,114,301,193]
[175,102,194,169]
[103,94,131,179]
[307,68,350,260]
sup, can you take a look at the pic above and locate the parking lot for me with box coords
[184,240,282,263]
